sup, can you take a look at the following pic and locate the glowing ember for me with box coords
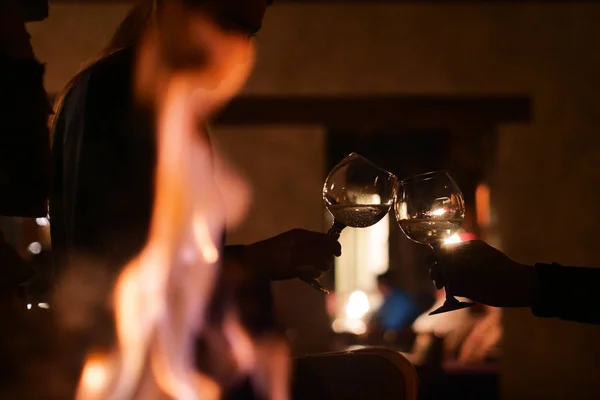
[76,4,289,399]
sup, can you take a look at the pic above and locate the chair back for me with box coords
[292,347,418,400]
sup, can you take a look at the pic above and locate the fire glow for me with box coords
[76,5,289,400]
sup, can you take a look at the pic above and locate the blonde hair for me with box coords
[49,0,157,139]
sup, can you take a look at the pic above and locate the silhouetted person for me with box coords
[0,0,47,296]
[0,0,50,218]
[432,240,600,325]
[50,1,340,397]
[50,0,340,287]
[0,2,62,399]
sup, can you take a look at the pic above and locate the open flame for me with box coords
[76,4,289,399]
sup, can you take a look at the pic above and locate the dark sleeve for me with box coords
[58,74,116,257]
[220,244,277,335]
[532,263,600,325]
[67,77,123,254]
[59,67,153,267]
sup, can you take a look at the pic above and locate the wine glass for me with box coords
[301,153,397,293]
[394,170,474,315]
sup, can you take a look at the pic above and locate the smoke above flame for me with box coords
[76,4,289,399]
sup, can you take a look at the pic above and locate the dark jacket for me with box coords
[51,47,155,271]
[533,263,600,325]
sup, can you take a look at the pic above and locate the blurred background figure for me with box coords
[367,271,418,350]
[458,306,501,364]
[410,289,501,365]
[411,289,476,362]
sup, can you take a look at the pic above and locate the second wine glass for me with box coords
[394,170,474,315]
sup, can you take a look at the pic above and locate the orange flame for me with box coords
[76,5,289,400]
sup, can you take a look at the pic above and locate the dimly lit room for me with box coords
[1,0,599,399]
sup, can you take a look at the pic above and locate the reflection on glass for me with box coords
[394,170,473,315]
[323,153,397,237]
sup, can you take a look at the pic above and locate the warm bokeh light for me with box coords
[330,290,372,336]
[27,241,42,255]
[331,187,389,333]
[345,290,370,320]
[333,212,388,333]
[345,319,367,336]
[475,183,491,227]
[35,217,49,227]
[444,232,463,245]
[78,355,111,399]
[332,317,367,336]
[431,208,446,216]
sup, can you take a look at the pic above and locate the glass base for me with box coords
[429,297,474,315]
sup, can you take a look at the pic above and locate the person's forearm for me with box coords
[223,244,278,281]
[223,244,265,278]
[223,244,246,261]
[531,263,600,325]
[221,244,277,335]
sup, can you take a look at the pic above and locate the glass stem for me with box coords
[429,242,456,299]
[327,220,346,239]
[428,243,475,314]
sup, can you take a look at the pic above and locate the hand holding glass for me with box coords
[395,171,474,314]
[302,153,397,293]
